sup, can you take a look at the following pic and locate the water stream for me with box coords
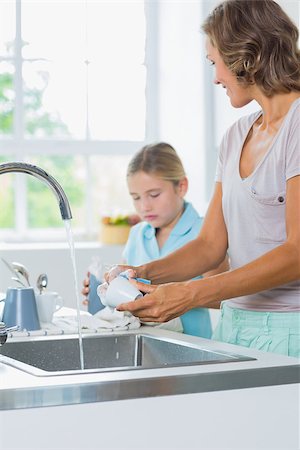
[64,219,84,370]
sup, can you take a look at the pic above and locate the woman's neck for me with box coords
[254,91,299,130]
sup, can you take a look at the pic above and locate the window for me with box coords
[0,0,156,242]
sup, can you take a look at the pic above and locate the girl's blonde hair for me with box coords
[127,142,186,185]
[202,0,300,97]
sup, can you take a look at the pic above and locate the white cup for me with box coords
[35,291,63,323]
[97,276,143,308]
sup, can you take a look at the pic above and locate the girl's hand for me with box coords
[104,264,138,283]
[117,280,194,323]
[81,272,90,305]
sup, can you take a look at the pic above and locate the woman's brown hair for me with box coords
[127,142,186,185]
[202,0,300,97]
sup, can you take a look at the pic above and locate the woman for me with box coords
[108,0,300,357]
[83,142,228,337]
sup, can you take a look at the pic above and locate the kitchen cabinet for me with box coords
[1,327,299,449]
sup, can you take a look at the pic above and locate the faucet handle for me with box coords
[0,322,19,346]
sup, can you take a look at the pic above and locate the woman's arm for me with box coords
[118,176,300,322]
[137,182,228,283]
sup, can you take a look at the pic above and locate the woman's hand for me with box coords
[117,280,197,323]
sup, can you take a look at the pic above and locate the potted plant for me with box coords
[99,214,140,245]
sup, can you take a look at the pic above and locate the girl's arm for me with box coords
[202,255,230,278]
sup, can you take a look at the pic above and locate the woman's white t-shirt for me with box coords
[216,98,300,311]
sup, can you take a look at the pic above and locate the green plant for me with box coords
[101,214,140,226]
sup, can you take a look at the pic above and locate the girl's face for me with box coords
[205,38,253,108]
[127,171,187,229]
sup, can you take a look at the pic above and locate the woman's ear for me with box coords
[178,177,188,198]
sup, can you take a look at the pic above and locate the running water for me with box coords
[64,219,84,370]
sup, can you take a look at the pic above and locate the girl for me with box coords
[83,142,228,337]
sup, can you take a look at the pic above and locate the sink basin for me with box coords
[0,333,255,376]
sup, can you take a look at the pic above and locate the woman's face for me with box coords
[127,171,187,229]
[205,38,253,108]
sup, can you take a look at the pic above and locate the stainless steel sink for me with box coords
[0,333,255,376]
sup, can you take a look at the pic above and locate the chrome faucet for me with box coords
[0,162,72,220]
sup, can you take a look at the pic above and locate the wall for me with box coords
[157,1,206,214]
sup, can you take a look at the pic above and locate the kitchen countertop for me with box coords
[1,322,299,411]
